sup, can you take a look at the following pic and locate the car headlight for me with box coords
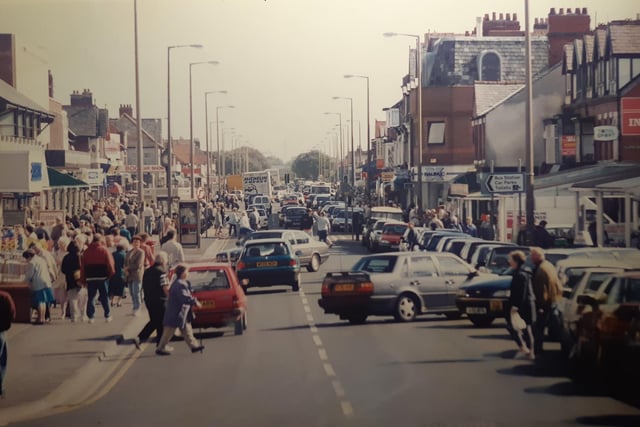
[456,289,469,298]
[492,289,510,298]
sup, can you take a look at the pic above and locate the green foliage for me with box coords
[221,146,270,173]
[291,150,333,181]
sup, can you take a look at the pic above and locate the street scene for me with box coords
[2,0,640,426]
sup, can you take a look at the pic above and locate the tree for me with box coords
[291,150,333,181]
[221,146,270,174]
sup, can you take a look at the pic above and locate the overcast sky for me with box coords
[2,0,637,163]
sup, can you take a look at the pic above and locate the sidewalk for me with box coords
[0,234,230,426]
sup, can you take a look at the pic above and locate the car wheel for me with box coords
[468,314,495,327]
[347,313,368,325]
[306,254,320,272]
[234,318,243,336]
[394,294,419,322]
[444,311,462,320]
[292,277,300,292]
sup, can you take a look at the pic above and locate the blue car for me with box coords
[455,272,512,327]
[235,238,301,293]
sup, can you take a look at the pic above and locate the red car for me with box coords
[571,271,640,379]
[376,222,408,252]
[170,263,248,335]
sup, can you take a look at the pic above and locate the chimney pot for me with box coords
[513,13,517,21]
[560,8,564,15]
[492,12,496,20]
[550,8,556,15]
[535,18,539,25]
[583,8,588,15]
[499,13,504,20]
[484,13,489,21]
[567,8,572,14]
[506,13,511,21]
[575,7,581,15]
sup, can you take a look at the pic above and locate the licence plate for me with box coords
[256,261,278,267]
[334,283,355,292]
[466,307,487,314]
[201,300,215,308]
[489,300,503,312]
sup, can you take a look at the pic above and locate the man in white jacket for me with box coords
[160,229,185,268]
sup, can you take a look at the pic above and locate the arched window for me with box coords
[479,51,501,81]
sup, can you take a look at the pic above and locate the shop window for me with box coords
[427,122,445,145]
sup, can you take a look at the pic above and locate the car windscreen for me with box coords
[249,232,284,240]
[352,255,398,273]
[188,269,230,292]
[244,242,290,257]
[383,224,407,235]
[286,209,307,217]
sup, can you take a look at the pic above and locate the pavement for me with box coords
[0,233,231,426]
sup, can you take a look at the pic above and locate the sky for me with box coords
[1,0,638,163]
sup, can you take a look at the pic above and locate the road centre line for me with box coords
[301,297,308,304]
[332,380,345,397]
[312,334,323,347]
[323,363,336,377]
[318,348,328,360]
[306,314,314,322]
[310,325,318,333]
[304,305,311,313]
[341,401,354,417]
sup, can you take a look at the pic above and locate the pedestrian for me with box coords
[133,251,170,350]
[507,250,536,360]
[142,203,154,235]
[530,247,562,355]
[125,209,139,237]
[52,236,70,319]
[478,214,495,241]
[161,229,185,269]
[301,209,314,235]
[22,249,55,324]
[61,241,84,322]
[533,220,554,249]
[139,233,155,269]
[315,211,331,244]
[352,210,363,241]
[155,264,204,355]
[0,289,16,397]
[80,233,115,323]
[109,242,127,307]
[405,221,419,250]
[125,236,146,316]
[227,208,238,237]
[449,215,463,232]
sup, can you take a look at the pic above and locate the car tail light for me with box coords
[236,261,246,270]
[321,282,330,295]
[358,282,374,294]
[289,259,297,267]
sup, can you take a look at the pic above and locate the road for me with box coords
[13,240,640,427]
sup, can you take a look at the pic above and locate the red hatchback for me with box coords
[377,222,408,252]
[171,263,248,335]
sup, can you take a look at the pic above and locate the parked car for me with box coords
[479,245,530,274]
[367,219,394,252]
[236,238,302,293]
[455,272,513,327]
[376,222,409,252]
[171,262,247,335]
[318,252,494,324]
[331,208,364,232]
[423,230,464,252]
[570,271,640,379]
[434,234,474,253]
[444,237,482,258]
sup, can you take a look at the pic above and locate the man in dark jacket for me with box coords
[301,209,314,235]
[133,252,170,350]
[0,290,16,397]
[81,233,115,323]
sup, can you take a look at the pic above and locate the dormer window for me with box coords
[479,51,501,81]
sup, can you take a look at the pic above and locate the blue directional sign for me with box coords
[481,173,525,194]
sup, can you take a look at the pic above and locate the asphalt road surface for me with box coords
[13,241,640,427]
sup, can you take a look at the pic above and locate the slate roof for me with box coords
[562,43,574,74]
[594,29,607,59]
[474,82,524,116]
[63,105,108,138]
[425,36,549,87]
[0,78,54,120]
[608,23,640,55]
[573,39,583,68]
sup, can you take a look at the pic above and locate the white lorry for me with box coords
[243,170,273,200]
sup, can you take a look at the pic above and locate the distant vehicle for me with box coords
[236,238,302,292]
[283,206,308,230]
[376,222,408,252]
[318,252,494,324]
[331,208,364,232]
[311,183,332,195]
[367,206,404,222]
[170,263,247,335]
[455,272,513,327]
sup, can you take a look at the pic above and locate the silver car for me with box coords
[227,229,330,272]
[318,252,496,324]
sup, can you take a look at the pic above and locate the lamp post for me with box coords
[215,106,235,192]
[133,0,144,204]
[384,32,423,213]
[333,97,355,189]
[204,90,227,198]
[323,112,343,184]
[344,74,370,205]
[524,0,536,244]
[189,60,219,199]
[167,43,202,215]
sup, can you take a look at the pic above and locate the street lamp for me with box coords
[323,112,343,183]
[215,105,235,192]
[167,43,202,215]
[333,97,356,189]
[384,32,423,213]
[189,60,219,199]
[344,74,371,205]
[133,0,144,204]
[204,90,227,198]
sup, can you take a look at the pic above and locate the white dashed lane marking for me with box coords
[299,288,354,418]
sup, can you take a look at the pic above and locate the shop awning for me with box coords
[47,168,89,188]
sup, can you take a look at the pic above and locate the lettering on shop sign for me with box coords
[482,173,525,194]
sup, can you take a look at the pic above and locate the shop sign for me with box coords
[31,162,42,182]
[561,135,577,156]
[594,126,619,141]
[39,210,66,227]
[621,97,640,136]
[381,172,395,182]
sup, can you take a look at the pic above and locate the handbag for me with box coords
[510,310,527,331]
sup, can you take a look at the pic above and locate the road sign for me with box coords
[482,173,525,194]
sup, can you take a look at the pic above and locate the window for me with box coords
[427,122,445,144]
[437,256,471,276]
[619,58,631,89]
[411,256,437,277]
[479,51,501,81]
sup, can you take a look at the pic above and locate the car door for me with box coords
[293,230,312,265]
[409,255,449,310]
[434,255,474,308]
